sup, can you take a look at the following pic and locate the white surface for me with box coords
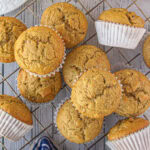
[0,0,28,15]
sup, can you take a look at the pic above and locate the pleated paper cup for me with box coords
[95,20,146,49]
[0,109,33,141]
[106,125,150,150]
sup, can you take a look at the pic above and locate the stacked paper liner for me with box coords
[0,109,33,141]
[106,126,150,150]
[95,20,146,49]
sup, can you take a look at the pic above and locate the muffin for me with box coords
[41,2,88,48]
[71,69,122,118]
[95,8,146,49]
[143,35,150,68]
[0,95,33,141]
[98,8,145,27]
[56,100,103,144]
[63,45,110,88]
[14,26,65,76]
[17,69,62,103]
[107,118,150,150]
[0,17,27,63]
[115,69,150,117]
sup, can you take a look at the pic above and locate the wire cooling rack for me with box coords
[0,0,150,150]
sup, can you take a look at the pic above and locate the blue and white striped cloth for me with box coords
[32,136,58,150]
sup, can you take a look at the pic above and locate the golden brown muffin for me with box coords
[0,17,27,63]
[115,69,150,117]
[14,26,65,75]
[0,95,32,125]
[56,100,103,144]
[17,69,62,103]
[71,69,122,118]
[108,118,149,141]
[41,2,88,48]
[63,45,111,88]
[98,8,145,28]
[143,35,150,68]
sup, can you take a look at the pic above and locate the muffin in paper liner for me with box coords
[18,25,66,78]
[0,109,33,142]
[106,125,150,150]
[112,63,150,118]
[16,69,62,106]
[54,98,104,144]
[95,20,146,49]
[71,68,123,118]
[142,32,150,68]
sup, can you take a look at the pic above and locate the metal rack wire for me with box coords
[0,0,150,149]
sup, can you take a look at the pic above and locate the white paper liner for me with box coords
[106,125,150,150]
[24,25,66,78]
[0,109,33,141]
[54,98,104,145]
[95,20,146,49]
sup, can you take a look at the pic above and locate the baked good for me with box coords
[71,69,122,118]
[17,69,62,103]
[108,118,149,141]
[56,100,103,144]
[98,8,145,27]
[41,2,88,48]
[63,45,110,88]
[143,35,150,68]
[14,26,65,75]
[0,17,27,63]
[0,95,32,125]
[115,69,150,117]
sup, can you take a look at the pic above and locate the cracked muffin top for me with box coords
[41,2,88,48]
[17,69,62,103]
[143,35,150,68]
[115,69,150,117]
[14,26,65,75]
[63,45,110,88]
[108,118,149,141]
[56,100,103,144]
[98,8,145,28]
[0,17,27,63]
[71,69,122,118]
[0,95,32,125]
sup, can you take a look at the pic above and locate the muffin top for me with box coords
[71,69,122,118]
[41,2,88,48]
[0,95,32,125]
[56,100,103,144]
[115,69,150,117]
[108,118,149,141]
[14,26,65,75]
[98,8,145,28]
[17,69,62,103]
[143,35,150,68]
[0,17,27,63]
[63,45,110,88]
